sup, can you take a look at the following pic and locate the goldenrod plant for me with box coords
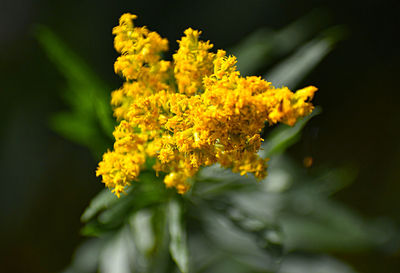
[97,14,316,197]
[36,11,397,273]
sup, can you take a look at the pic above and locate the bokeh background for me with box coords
[1,0,400,272]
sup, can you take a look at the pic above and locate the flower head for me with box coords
[97,13,317,196]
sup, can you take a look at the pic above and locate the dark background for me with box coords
[1,0,399,272]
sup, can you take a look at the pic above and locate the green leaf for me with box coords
[129,210,155,255]
[81,189,118,223]
[149,205,172,273]
[233,9,330,75]
[81,172,168,237]
[35,26,115,155]
[261,107,321,157]
[49,112,110,158]
[99,227,136,273]
[265,26,347,89]
[279,254,358,273]
[50,112,95,144]
[168,199,189,273]
[281,199,376,252]
[310,166,358,196]
[196,207,279,273]
[61,238,103,273]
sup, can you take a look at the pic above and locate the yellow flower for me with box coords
[173,28,215,96]
[96,13,317,196]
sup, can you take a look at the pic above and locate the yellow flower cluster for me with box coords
[96,13,317,197]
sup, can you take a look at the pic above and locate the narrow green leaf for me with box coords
[99,227,136,273]
[50,112,94,144]
[280,254,358,273]
[81,189,117,222]
[129,210,155,255]
[35,25,114,146]
[61,238,103,273]
[281,200,376,252]
[168,199,189,273]
[49,111,110,158]
[81,172,167,236]
[265,26,347,89]
[35,26,97,85]
[199,208,279,272]
[149,205,172,273]
[233,9,330,75]
[261,107,321,157]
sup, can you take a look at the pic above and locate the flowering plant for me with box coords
[37,11,386,273]
[97,14,316,197]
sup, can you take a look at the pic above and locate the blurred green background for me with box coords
[1,0,400,272]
